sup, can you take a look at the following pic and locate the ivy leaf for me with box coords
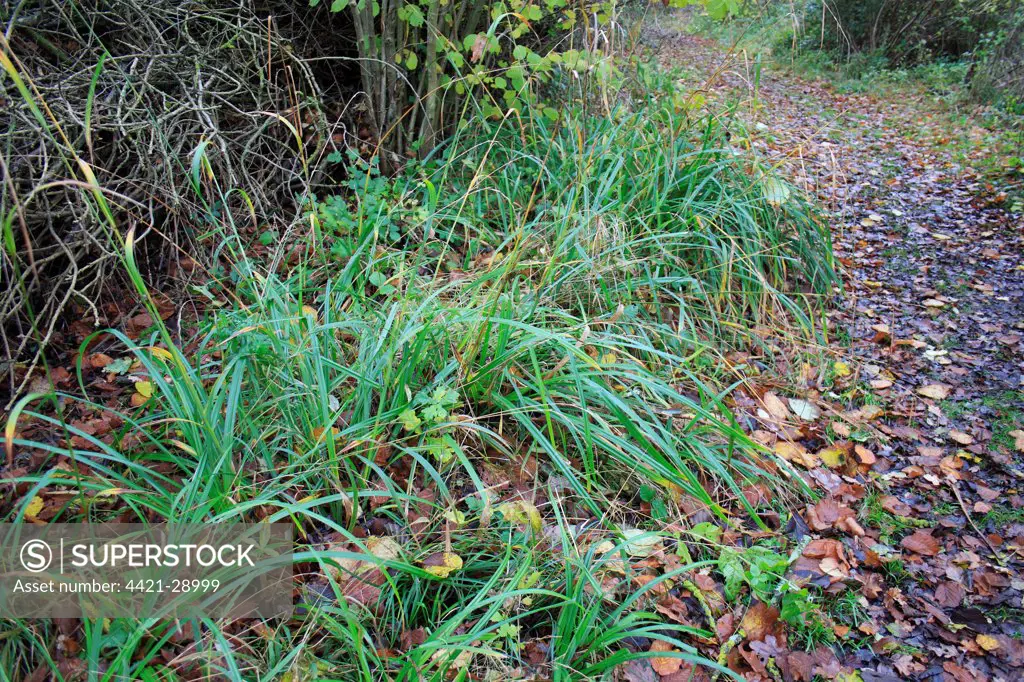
[496,622,519,638]
[705,0,739,20]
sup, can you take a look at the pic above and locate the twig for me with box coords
[946,475,1006,567]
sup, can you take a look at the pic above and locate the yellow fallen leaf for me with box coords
[833,361,852,377]
[788,398,821,421]
[620,528,662,557]
[834,671,864,682]
[497,499,542,534]
[301,305,319,320]
[422,552,463,578]
[858,404,885,421]
[312,426,340,440]
[977,634,1000,651]
[135,380,153,398]
[818,444,848,468]
[24,495,45,519]
[430,647,472,669]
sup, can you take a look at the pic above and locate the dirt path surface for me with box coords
[642,13,1024,682]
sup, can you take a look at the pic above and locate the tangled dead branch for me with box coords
[0,0,360,401]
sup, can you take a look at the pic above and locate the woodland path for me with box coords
[644,13,1024,682]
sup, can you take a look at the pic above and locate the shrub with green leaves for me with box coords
[311,0,620,158]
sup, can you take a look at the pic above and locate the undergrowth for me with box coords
[2,43,837,681]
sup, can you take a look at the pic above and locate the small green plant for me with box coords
[638,484,670,521]
[862,491,928,544]
[981,391,1024,452]
[718,545,790,602]
[781,587,837,650]
[827,591,870,629]
[880,558,911,585]
[789,611,837,651]
[398,385,463,464]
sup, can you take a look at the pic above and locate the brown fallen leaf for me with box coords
[806,498,860,535]
[619,660,658,682]
[948,429,974,445]
[901,530,941,556]
[934,581,966,607]
[854,444,876,466]
[1009,430,1024,453]
[649,640,683,676]
[793,539,851,582]
[859,572,884,600]
[761,391,790,421]
[660,663,710,682]
[741,602,781,644]
[88,353,113,369]
[917,383,952,400]
[655,595,691,625]
[774,441,820,468]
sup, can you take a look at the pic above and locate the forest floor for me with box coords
[636,13,1024,682]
